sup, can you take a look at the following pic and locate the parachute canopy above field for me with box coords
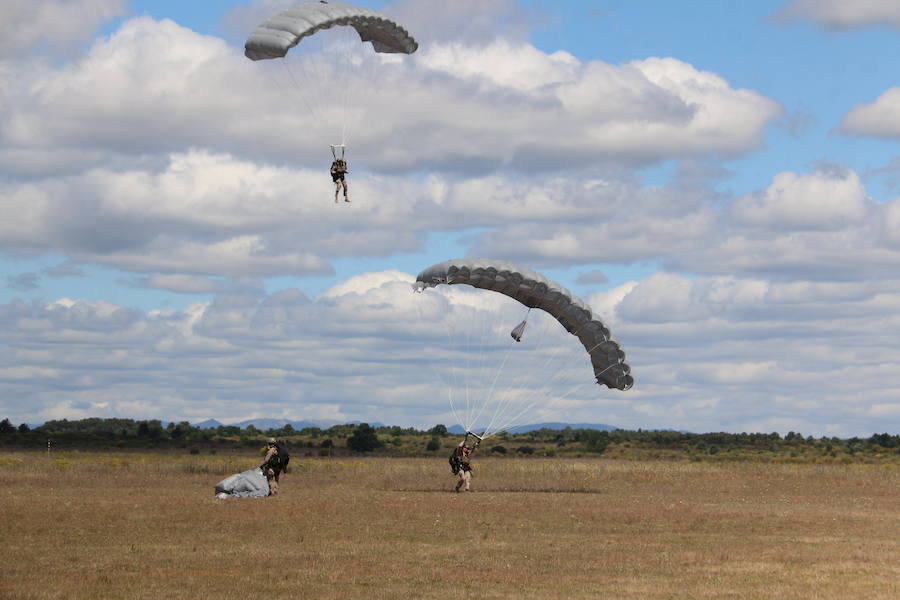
[415,258,634,391]
[245,1,419,61]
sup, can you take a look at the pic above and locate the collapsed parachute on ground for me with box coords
[245,1,418,61]
[415,258,634,391]
[214,468,269,499]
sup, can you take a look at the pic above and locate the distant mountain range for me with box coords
[190,419,617,433]
[190,418,386,430]
[447,422,617,435]
[19,417,619,432]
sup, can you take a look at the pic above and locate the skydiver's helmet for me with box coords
[267,437,277,446]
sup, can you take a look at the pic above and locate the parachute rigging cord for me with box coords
[413,259,633,442]
[413,296,616,442]
[245,2,418,156]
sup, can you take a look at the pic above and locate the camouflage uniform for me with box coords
[331,159,349,202]
[453,442,473,492]
[261,437,281,495]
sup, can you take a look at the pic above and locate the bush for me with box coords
[582,430,610,454]
[347,423,383,453]
[516,446,534,455]
[491,445,507,455]
[426,437,441,452]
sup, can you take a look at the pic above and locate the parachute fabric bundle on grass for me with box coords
[214,468,270,499]
[415,258,634,391]
[245,1,419,60]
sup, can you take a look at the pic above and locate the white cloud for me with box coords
[6,148,900,288]
[1,13,780,177]
[5,265,900,437]
[840,87,900,138]
[731,168,870,230]
[385,0,532,45]
[664,168,900,282]
[319,270,414,299]
[776,0,900,30]
[0,0,125,57]
[4,0,900,439]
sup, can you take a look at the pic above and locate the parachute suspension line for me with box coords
[459,299,492,433]
[332,26,354,147]
[280,58,322,124]
[342,38,389,148]
[441,293,487,433]
[472,333,521,438]
[461,303,473,431]
[481,306,559,436]
[464,301,486,432]
[483,310,591,438]
[469,302,493,429]
[271,60,321,126]
[410,289,470,430]
[444,309,465,428]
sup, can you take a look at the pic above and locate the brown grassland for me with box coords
[1,451,899,599]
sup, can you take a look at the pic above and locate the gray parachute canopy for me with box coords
[214,468,269,499]
[245,1,419,60]
[415,258,634,391]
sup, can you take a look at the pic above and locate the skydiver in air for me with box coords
[331,155,349,203]
[450,431,481,492]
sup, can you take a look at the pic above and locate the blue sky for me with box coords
[4,0,900,435]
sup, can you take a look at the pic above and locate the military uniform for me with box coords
[331,159,349,202]
[261,438,282,495]
[453,442,473,492]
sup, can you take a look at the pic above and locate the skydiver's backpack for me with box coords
[449,452,461,475]
[268,444,290,475]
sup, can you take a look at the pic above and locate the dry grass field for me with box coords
[2,451,899,599]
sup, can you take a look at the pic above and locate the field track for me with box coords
[2,453,899,599]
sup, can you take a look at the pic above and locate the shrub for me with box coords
[490,445,507,455]
[582,430,610,454]
[428,424,448,436]
[347,423,383,453]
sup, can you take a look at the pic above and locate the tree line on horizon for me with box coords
[2,417,900,462]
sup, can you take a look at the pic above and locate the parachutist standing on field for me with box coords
[260,437,289,496]
[450,432,481,493]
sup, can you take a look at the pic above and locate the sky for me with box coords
[4,0,900,436]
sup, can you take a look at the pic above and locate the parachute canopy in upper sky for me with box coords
[245,1,419,60]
